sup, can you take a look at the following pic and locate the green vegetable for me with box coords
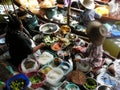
[84,78,97,90]
[29,74,44,84]
[43,35,59,45]
[10,79,26,90]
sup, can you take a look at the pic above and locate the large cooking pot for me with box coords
[39,23,60,34]
[16,8,38,31]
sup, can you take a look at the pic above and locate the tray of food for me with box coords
[40,65,53,75]
[58,61,72,75]
[38,51,55,66]
[46,67,64,86]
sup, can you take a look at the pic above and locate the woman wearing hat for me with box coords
[74,20,108,69]
[72,0,102,25]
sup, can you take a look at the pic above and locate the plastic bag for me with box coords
[113,60,120,79]
[113,82,120,90]
[21,58,39,73]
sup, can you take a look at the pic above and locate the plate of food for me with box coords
[51,42,62,51]
[60,25,71,34]
[65,33,78,41]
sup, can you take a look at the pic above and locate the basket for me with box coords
[26,72,46,89]
[6,73,30,90]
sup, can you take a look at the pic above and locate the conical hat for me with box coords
[79,0,95,9]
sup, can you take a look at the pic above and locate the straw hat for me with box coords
[79,0,95,9]
[86,20,108,46]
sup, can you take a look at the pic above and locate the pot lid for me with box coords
[39,23,59,34]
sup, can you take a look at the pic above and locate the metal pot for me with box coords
[96,85,113,90]
[43,6,57,19]
[39,23,60,34]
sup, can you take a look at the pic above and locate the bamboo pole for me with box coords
[67,0,71,26]
[10,0,19,19]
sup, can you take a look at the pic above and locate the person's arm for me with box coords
[0,33,6,38]
[74,44,103,65]
[18,31,46,54]
[90,45,103,67]
[32,43,45,53]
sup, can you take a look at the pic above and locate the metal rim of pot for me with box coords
[96,85,113,90]
[39,23,60,34]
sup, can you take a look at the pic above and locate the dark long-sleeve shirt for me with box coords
[6,29,33,65]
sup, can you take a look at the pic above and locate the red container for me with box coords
[26,72,46,89]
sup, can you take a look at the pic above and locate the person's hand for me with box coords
[39,43,46,48]
[74,58,80,62]
[73,46,86,53]
[64,7,67,10]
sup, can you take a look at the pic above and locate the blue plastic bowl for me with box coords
[65,83,80,90]
[6,73,30,90]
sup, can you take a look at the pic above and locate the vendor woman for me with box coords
[5,15,45,67]
[72,0,102,26]
[74,20,108,69]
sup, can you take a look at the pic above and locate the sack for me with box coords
[21,58,40,73]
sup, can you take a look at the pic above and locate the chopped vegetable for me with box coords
[43,35,59,45]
